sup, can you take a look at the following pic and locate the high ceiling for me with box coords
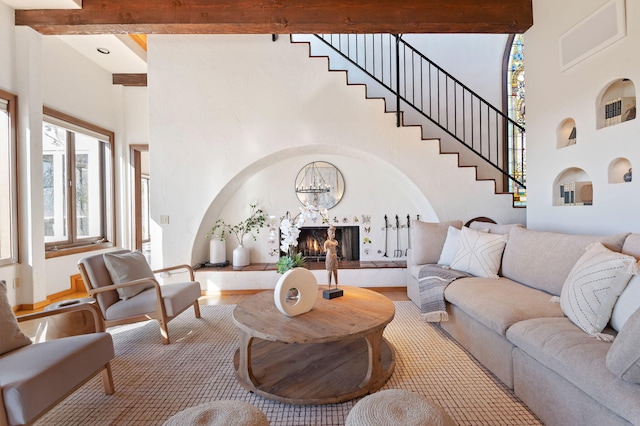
[6,0,532,78]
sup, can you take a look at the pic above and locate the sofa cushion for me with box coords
[469,221,524,235]
[410,220,463,265]
[501,227,629,296]
[560,243,638,338]
[621,233,640,258]
[0,333,114,425]
[0,281,32,356]
[607,306,640,383]
[611,276,640,332]
[103,251,156,300]
[444,277,564,336]
[437,226,460,266]
[450,227,508,278]
[507,317,640,424]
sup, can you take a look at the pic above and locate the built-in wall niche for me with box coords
[557,118,577,149]
[553,167,593,206]
[608,158,632,184]
[596,78,636,129]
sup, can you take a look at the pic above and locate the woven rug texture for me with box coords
[36,301,541,425]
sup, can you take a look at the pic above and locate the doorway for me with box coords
[130,145,150,260]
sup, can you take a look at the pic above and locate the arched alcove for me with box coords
[557,118,577,148]
[553,167,593,206]
[596,78,636,129]
[608,158,632,184]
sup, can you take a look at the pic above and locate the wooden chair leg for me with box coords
[158,318,170,345]
[193,301,201,318]
[102,363,115,395]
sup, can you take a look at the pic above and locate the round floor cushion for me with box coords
[163,400,269,426]
[345,389,455,426]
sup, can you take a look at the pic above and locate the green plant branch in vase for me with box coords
[207,204,267,246]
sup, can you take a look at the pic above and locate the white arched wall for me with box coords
[192,145,438,265]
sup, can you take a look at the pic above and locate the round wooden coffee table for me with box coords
[232,286,396,405]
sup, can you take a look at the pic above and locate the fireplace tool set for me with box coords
[381,214,419,258]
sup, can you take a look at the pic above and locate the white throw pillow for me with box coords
[611,275,640,332]
[449,226,508,278]
[0,280,32,355]
[560,242,639,339]
[103,251,156,300]
[438,226,461,266]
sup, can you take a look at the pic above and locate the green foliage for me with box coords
[276,252,306,274]
[207,204,267,246]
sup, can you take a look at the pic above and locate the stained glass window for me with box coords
[507,34,526,206]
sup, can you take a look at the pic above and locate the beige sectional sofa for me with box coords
[407,222,640,426]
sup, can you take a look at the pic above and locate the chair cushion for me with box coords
[103,251,155,300]
[560,243,638,338]
[410,220,463,265]
[0,333,114,425]
[449,227,508,279]
[607,306,640,383]
[0,281,32,356]
[105,281,201,320]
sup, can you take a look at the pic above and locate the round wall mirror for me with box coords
[295,161,345,210]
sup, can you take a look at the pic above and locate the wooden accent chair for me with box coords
[1,298,115,426]
[78,250,202,344]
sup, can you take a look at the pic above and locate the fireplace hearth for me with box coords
[292,226,360,262]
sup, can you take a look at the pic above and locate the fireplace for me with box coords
[292,226,360,262]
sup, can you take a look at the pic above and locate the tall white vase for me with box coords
[233,244,250,267]
[209,239,226,264]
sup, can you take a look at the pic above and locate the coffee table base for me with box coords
[233,336,395,405]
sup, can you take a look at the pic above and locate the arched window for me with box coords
[505,34,526,205]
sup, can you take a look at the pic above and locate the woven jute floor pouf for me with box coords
[345,389,456,426]
[162,400,269,426]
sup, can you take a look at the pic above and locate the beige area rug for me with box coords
[37,301,541,426]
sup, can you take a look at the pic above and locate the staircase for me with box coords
[291,34,526,207]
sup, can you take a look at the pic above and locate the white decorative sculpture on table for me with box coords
[274,267,318,317]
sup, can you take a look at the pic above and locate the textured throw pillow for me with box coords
[611,275,640,332]
[0,280,32,355]
[410,220,463,265]
[437,226,461,266]
[449,226,509,278]
[607,306,640,383]
[103,251,156,300]
[560,243,639,340]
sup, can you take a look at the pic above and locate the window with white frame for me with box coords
[42,108,115,253]
[0,90,18,266]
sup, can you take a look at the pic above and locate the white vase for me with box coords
[209,239,226,264]
[233,244,250,267]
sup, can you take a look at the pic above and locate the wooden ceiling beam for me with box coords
[15,0,533,35]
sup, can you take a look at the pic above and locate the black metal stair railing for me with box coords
[312,34,526,194]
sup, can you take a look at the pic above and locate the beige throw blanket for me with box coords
[418,264,470,322]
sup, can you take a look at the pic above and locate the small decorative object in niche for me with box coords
[624,168,633,182]
[295,161,345,210]
[567,127,577,146]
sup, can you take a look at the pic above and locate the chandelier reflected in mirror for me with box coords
[295,161,345,210]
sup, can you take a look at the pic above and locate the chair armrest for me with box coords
[16,302,107,333]
[153,264,195,281]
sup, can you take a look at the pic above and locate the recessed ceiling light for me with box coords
[97,47,110,55]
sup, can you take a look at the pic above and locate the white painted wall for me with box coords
[525,0,640,234]
[147,35,524,269]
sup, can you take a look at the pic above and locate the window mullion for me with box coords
[67,130,77,244]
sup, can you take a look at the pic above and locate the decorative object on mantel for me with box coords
[295,161,345,210]
[205,226,227,267]
[208,203,267,268]
[274,267,318,317]
[323,224,343,299]
[624,168,632,182]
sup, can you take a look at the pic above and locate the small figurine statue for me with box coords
[324,225,339,288]
[624,168,632,182]
[323,225,343,299]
